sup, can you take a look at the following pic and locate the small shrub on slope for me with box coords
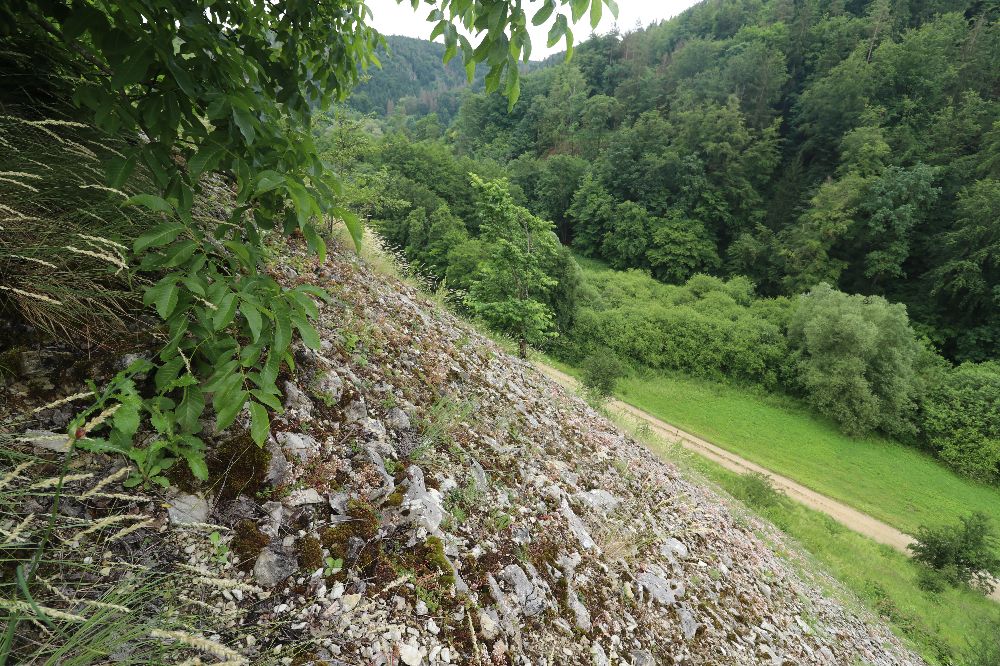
[909,512,1000,594]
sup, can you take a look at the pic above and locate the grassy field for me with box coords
[607,409,1000,666]
[615,371,1000,538]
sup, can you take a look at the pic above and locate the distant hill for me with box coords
[348,34,553,122]
[347,35,479,121]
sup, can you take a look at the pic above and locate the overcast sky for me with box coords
[365,0,703,60]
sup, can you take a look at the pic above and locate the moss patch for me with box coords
[231,520,270,572]
[207,429,272,501]
[320,499,381,566]
[297,535,324,573]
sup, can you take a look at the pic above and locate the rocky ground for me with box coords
[1,237,924,665]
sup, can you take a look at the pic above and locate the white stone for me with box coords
[399,643,423,665]
[167,493,209,525]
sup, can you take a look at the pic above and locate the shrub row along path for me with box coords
[534,362,1000,603]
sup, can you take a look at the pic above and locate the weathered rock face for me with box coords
[3,239,925,666]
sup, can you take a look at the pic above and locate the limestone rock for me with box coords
[283,380,313,419]
[574,488,621,514]
[276,431,319,463]
[167,493,209,525]
[311,369,343,405]
[400,466,444,534]
[253,549,297,588]
[560,498,596,550]
[638,572,681,606]
[398,643,423,665]
[343,397,367,423]
[385,406,411,431]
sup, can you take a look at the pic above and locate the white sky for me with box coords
[365,0,703,60]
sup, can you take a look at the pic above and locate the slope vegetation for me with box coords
[2,236,923,665]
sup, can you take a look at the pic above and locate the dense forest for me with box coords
[337,0,1000,486]
[346,35,477,122]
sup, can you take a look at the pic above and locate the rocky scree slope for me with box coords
[4,238,923,665]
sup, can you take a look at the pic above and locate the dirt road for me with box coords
[535,362,1000,602]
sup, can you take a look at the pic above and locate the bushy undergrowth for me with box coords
[559,261,1000,486]
[580,353,626,398]
[909,512,1000,594]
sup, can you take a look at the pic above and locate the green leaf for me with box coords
[241,301,263,342]
[302,223,326,263]
[125,194,173,214]
[222,240,253,268]
[145,276,180,319]
[334,207,363,249]
[250,389,283,411]
[112,402,140,438]
[215,389,248,431]
[188,143,226,178]
[272,301,292,358]
[156,358,185,394]
[249,401,270,446]
[162,239,198,268]
[185,451,209,481]
[590,0,603,29]
[292,314,321,350]
[232,107,256,145]
[213,292,238,331]
[547,15,567,48]
[106,152,138,189]
[177,385,205,433]
[532,0,555,26]
[255,170,285,194]
[134,222,184,254]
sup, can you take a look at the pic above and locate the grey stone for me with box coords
[385,406,411,431]
[630,650,656,666]
[365,416,387,439]
[312,370,343,405]
[253,549,297,588]
[637,572,680,606]
[591,643,609,666]
[167,493,209,525]
[399,643,422,666]
[568,590,591,632]
[400,466,444,533]
[661,537,689,562]
[470,458,488,490]
[560,498,596,550]
[283,380,313,418]
[343,397,367,423]
[261,501,284,538]
[678,606,701,640]
[23,429,70,453]
[365,447,395,501]
[328,492,349,514]
[479,607,501,640]
[500,564,547,617]
[285,488,324,506]
[574,488,621,514]
[265,438,290,486]
[276,431,319,462]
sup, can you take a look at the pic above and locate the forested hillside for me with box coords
[347,35,475,122]
[340,0,1000,488]
[406,0,999,362]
